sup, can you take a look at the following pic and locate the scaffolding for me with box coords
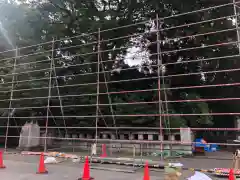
[0,2,240,171]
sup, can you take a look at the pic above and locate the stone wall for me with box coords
[48,128,193,155]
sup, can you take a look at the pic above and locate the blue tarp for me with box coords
[193,138,219,152]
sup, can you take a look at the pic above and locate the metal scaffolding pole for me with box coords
[4,47,18,151]
[99,45,117,135]
[95,29,101,143]
[233,0,240,54]
[44,38,54,152]
[156,14,164,160]
[51,40,67,136]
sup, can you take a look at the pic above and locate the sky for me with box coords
[123,20,155,67]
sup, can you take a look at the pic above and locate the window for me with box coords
[175,134,181,141]
[164,135,169,141]
[133,134,138,140]
[143,134,148,140]
[153,134,158,140]
[124,134,129,140]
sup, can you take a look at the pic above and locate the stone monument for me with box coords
[18,121,40,150]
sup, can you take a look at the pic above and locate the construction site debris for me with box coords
[44,157,58,164]
[187,171,212,180]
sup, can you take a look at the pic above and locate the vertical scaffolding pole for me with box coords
[99,48,117,135]
[4,47,18,151]
[51,40,67,136]
[233,0,240,54]
[44,38,54,152]
[95,29,101,143]
[156,14,164,160]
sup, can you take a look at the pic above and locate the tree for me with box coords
[0,0,237,136]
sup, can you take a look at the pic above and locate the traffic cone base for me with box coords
[0,165,6,169]
[36,170,48,174]
[78,177,94,180]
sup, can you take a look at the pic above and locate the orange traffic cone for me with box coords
[229,169,235,180]
[78,156,94,180]
[0,151,6,169]
[143,161,150,180]
[100,144,107,158]
[36,153,48,174]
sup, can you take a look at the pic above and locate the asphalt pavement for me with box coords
[0,152,230,180]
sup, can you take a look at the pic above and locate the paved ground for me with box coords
[0,152,232,180]
[1,158,164,180]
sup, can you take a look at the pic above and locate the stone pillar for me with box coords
[65,133,70,140]
[158,134,163,141]
[86,134,92,150]
[138,133,144,154]
[170,135,175,141]
[102,133,107,139]
[130,134,134,140]
[87,134,92,139]
[138,134,143,140]
[148,134,153,141]
[180,127,193,155]
[111,134,116,140]
[79,134,84,138]
[224,131,227,136]
[72,134,78,145]
[120,134,124,140]
[67,134,73,145]
[72,134,78,139]
[147,134,154,154]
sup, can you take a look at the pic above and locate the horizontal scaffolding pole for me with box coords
[0,126,238,131]
[0,112,239,119]
[0,96,239,105]
[0,66,239,94]
[0,135,239,146]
